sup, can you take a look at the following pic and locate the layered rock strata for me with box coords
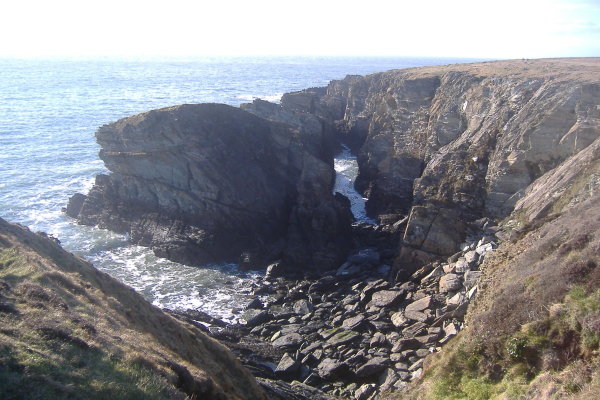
[279,58,600,273]
[66,103,352,272]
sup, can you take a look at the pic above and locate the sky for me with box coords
[0,0,598,59]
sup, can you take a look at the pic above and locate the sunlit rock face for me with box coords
[66,103,352,273]
[282,59,600,270]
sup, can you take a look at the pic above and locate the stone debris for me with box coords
[194,219,499,399]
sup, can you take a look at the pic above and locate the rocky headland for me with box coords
[65,103,352,274]
[59,58,600,399]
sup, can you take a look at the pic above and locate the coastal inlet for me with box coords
[80,146,369,324]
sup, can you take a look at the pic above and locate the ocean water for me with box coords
[0,56,477,322]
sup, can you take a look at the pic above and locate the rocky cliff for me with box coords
[0,217,265,399]
[280,58,600,275]
[66,103,352,273]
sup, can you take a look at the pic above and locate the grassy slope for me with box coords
[0,218,266,400]
[393,161,600,398]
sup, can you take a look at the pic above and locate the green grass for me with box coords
[422,287,600,400]
[0,339,178,400]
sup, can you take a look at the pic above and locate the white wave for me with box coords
[236,93,282,104]
[333,145,376,225]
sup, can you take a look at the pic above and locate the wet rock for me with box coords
[265,262,286,280]
[348,248,380,265]
[245,297,264,310]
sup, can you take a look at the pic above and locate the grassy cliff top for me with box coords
[0,218,265,400]
[372,57,600,83]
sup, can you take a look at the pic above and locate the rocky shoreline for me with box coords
[170,216,499,399]
[64,58,600,399]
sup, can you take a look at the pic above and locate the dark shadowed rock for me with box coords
[317,358,349,380]
[355,357,389,379]
[66,104,351,273]
[242,309,272,327]
[275,353,300,378]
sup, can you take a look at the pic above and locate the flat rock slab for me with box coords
[355,357,389,379]
[367,290,406,308]
[326,330,361,346]
[272,333,303,348]
[341,314,366,330]
[405,295,433,312]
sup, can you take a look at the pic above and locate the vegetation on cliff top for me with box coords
[0,218,265,400]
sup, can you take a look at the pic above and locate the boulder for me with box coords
[293,299,314,315]
[367,290,406,308]
[439,274,462,293]
[341,315,366,330]
[242,309,271,327]
[464,270,482,289]
[354,384,377,400]
[272,333,303,348]
[275,353,300,378]
[355,357,389,379]
[317,358,349,380]
[405,296,433,312]
[327,330,361,346]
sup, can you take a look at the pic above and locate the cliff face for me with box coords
[283,58,600,273]
[0,217,265,400]
[66,103,352,273]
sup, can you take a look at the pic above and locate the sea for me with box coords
[0,56,478,322]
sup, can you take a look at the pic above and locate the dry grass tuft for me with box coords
[0,218,265,400]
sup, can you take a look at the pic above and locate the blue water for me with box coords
[0,56,477,321]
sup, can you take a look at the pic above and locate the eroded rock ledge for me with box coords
[66,103,352,273]
[280,58,600,275]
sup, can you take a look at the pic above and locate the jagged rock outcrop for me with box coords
[66,103,352,273]
[280,58,600,273]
